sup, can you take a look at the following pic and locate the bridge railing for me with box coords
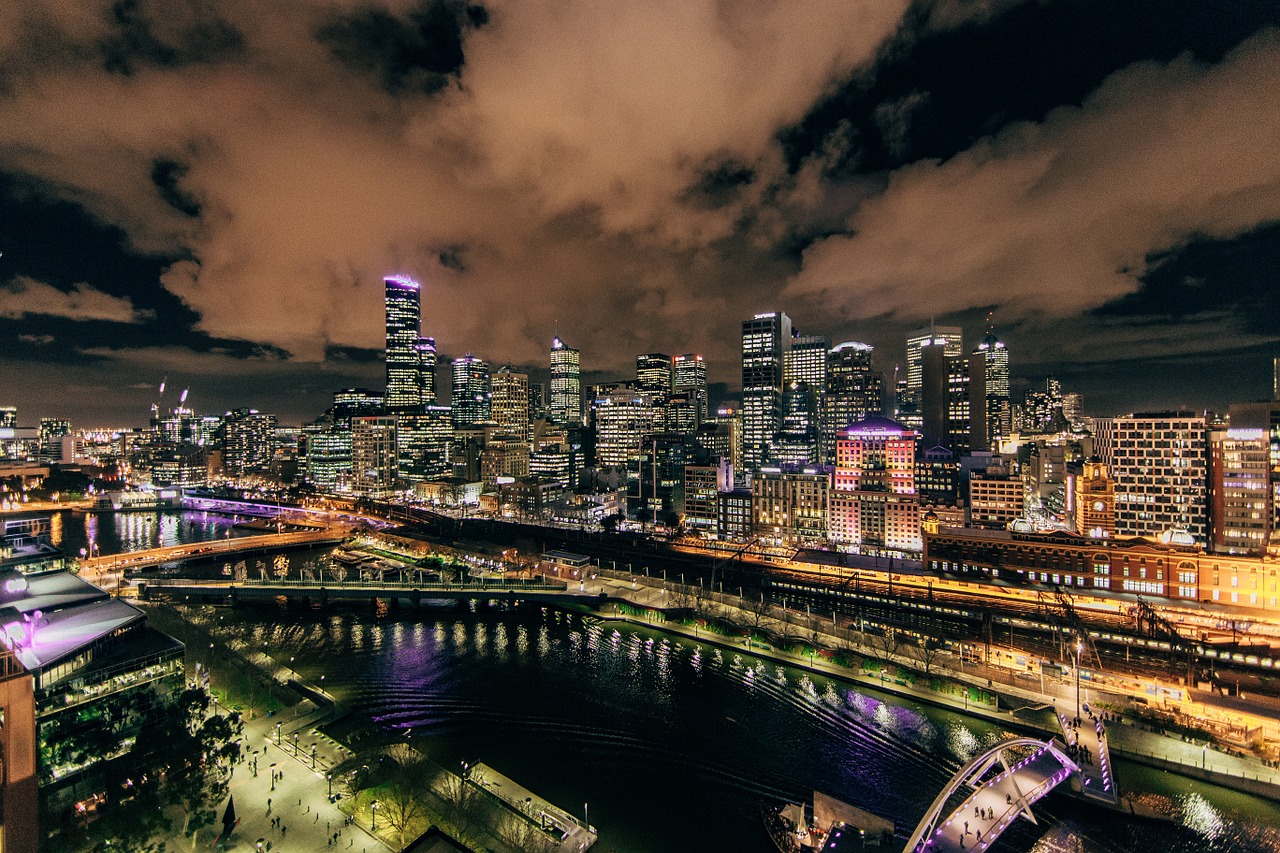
[142,577,572,592]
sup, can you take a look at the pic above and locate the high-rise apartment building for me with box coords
[37,418,70,463]
[672,353,708,427]
[220,408,276,477]
[741,312,791,471]
[550,336,582,426]
[450,355,491,429]
[1094,412,1208,543]
[384,275,434,410]
[491,366,531,442]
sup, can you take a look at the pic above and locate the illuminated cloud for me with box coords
[785,31,1280,326]
[0,276,153,324]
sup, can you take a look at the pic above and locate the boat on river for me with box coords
[762,791,894,851]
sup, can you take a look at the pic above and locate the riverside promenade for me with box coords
[572,568,1280,803]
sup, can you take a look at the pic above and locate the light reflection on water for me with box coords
[200,607,1280,853]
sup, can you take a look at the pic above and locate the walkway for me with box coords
[905,738,1078,853]
[466,763,596,852]
[1056,705,1118,805]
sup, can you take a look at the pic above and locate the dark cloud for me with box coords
[100,0,245,75]
[150,158,200,217]
[316,1,486,94]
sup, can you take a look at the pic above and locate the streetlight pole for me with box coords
[1074,637,1083,724]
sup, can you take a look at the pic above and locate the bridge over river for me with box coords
[137,575,593,607]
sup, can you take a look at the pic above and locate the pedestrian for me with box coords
[282,825,287,839]
[964,820,969,834]
[267,797,272,813]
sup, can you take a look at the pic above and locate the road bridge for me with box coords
[904,737,1078,853]
[79,528,349,579]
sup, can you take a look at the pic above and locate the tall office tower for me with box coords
[1061,393,1084,429]
[772,381,821,467]
[741,312,791,471]
[1074,460,1117,538]
[823,342,882,463]
[417,337,438,404]
[491,365,531,442]
[1023,378,1065,431]
[0,407,15,428]
[945,355,980,454]
[636,353,673,396]
[1094,412,1208,543]
[784,334,829,390]
[594,391,658,467]
[550,336,582,426]
[672,353,708,426]
[974,332,1011,447]
[905,325,962,411]
[351,415,398,497]
[38,418,70,463]
[829,417,921,552]
[384,275,430,410]
[450,355,491,429]
[220,408,277,477]
[1274,357,1280,401]
[919,338,949,449]
[331,388,384,426]
[528,382,548,421]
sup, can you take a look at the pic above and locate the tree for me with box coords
[154,689,243,845]
[906,632,946,676]
[872,625,900,665]
[498,812,557,853]
[377,744,432,848]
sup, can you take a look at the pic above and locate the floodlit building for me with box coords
[550,336,582,426]
[385,275,435,409]
[741,312,791,471]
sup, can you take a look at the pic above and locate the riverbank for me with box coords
[585,593,1280,806]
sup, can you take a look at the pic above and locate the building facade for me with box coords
[741,312,791,471]
[550,336,582,426]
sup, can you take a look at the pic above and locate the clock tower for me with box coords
[1075,459,1116,538]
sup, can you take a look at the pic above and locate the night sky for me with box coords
[2,0,1279,425]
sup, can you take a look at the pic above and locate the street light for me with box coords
[1073,637,1083,725]
[274,722,282,744]
[293,732,299,757]
[371,799,381,830]
[327,773,333,797]
[310,744,317,768]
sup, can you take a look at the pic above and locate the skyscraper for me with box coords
[384,275,433,410]
[451,355,491,429]
[1094,412,1208,544]
[220,409,277,477]
[975,332,1010,448]
[636,353,673,396]
[550,336,582,426]
[823,341,882,463]
[491,365,531,442]
[904,325,963,428]
[672,353,708,426]
[741,312,791,471]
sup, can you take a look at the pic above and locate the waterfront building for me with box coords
[1093,412,1208,544]
[1074,459,1117,538]
[672,354,708,427]
[751,467,830,544]
[491,366,531,442]
[550,336,582,426]
[37,419,69,463]
[304,425,352,491]
[451,355,491,429]
[741,312,791,471]
[352,415,398,497]
[150,445,209,489]
[385,275,434,409]
[220,408,277,477]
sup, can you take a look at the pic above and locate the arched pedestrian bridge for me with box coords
[904,737,1079,853]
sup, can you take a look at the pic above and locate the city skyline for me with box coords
[3,2,1280,423]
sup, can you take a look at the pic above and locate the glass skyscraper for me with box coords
[384,275,433,410]
[550,336,582,426]
[741,312,791,471]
